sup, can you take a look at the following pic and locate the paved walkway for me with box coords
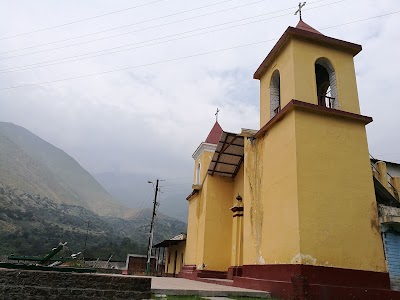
[151,277,270,298]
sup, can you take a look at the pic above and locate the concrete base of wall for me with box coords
[179,265,227,280]
[233,264,400,300]
[227,266,243,280]
[0,268,151,300]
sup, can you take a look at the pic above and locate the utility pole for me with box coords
[146,179,159,275]
[83,220,90,261]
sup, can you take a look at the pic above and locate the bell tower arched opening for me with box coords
[195,162,201,185]
[270,70,281,119]
[315,58,338,109]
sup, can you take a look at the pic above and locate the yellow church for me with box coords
[175,20,400,299]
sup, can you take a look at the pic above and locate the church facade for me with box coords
[179,21,400,299]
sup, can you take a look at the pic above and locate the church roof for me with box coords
[205,121,223,144]
[207,131,244,178]
[295,20,322,34]
[254,22,362,80]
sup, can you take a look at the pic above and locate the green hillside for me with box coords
[0,182,185,260]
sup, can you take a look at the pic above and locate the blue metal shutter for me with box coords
[384,231,400,291]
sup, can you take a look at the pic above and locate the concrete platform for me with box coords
[150,277,271,298]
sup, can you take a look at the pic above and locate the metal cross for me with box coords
[295,2,306,21]
[215,108,220,122]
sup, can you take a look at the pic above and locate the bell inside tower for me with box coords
[315,58,338,109]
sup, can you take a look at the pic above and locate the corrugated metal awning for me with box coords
[207,131,244,178]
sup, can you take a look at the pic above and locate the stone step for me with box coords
[197,278,234,287]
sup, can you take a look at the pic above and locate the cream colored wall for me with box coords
[294,110,386,272]
[165,241,186,275]
[243,110,300,265]
[292,39,361,114]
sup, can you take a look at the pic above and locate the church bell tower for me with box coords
[240,20,389,297]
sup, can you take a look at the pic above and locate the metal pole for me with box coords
[146,179,159,275]
[83,220,90,261]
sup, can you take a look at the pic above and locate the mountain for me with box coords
[0,182,186,260]
[95,171,191,222]
[0,122,129,217]
[0,121,187,258]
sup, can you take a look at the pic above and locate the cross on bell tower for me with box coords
[215,108,220,122]
[294,2,306,21]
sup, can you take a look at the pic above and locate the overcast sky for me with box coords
[0,0,399,190]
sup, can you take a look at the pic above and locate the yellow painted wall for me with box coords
[243,107,386,272]
[202,175,233,271]
[184,195,198,266]
[195,178,207,269]
[186,144,244,272]
[165,241,186,275]
[260,42,295,126]
[243,110,300,265]
[292,39,361,114]
[185,148,214,267]
[259,37,361,128]
[193,147,215,185]
[294,110,386,271]
[231,166,244,267]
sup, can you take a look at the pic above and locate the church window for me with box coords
[315,58,338,109]
[270,70,281,119]
[195,162,201,184]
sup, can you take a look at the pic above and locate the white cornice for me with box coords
[192,142,217,160]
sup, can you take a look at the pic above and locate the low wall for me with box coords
[0,268,151,300]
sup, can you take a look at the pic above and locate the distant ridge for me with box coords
[0,121,187,258]
[0,121,131,217]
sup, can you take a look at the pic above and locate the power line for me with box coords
[0,0,342,73]
[0,40,273,91]
[162,182,192,187]
[0,0,166,41]
[1,8,398,92]
[0,0,294,60]
[0,0,246,55]
[133,194,154,220]
[321,9,400,30]
[0,9,301,73]
[161,176,193,181]
[162,189,192,193]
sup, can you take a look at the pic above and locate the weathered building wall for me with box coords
[231,165,244,268]
[202,175,233,271]
[243,110,300,266]
[184,194,199,266]
[185,147,214,267]
[291,39,361,114]
[165,241,186,276]
[295,110,386,272]
[259,41,295,126]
